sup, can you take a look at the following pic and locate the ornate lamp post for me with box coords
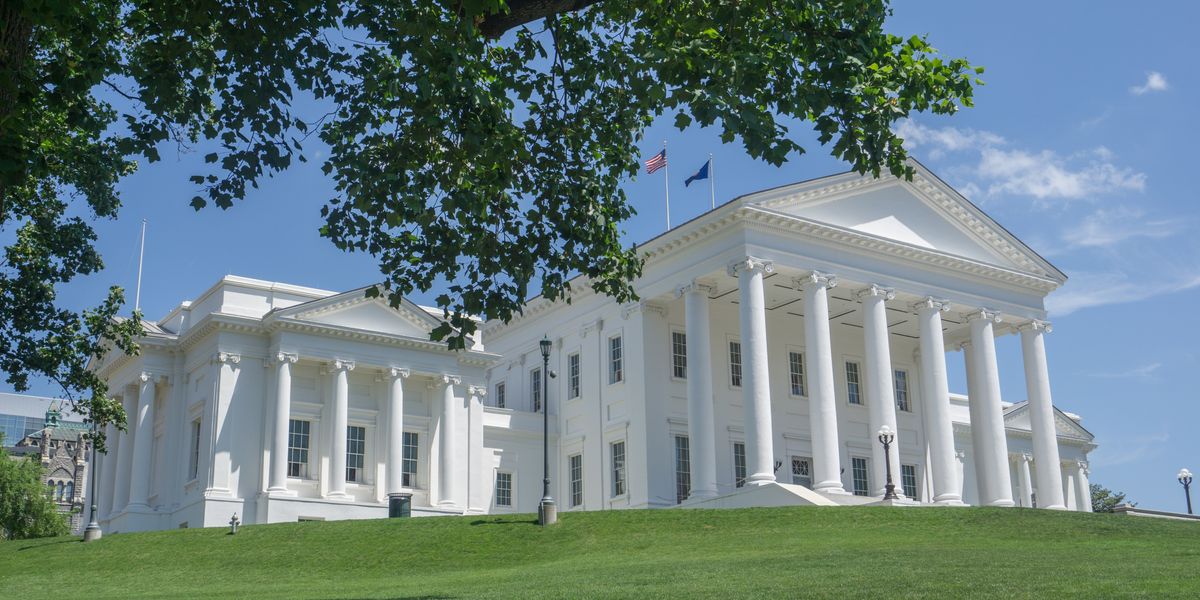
[1179,468,1193,515]
[877,426,898,501]
[82,421,102,542]
[538,337,557,526]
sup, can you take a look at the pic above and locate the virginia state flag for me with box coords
[684,159,710,187]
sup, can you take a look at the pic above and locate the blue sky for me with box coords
[8,1,1197,510]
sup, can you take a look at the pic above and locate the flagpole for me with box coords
[134,218,146,314]
[708,153,715,210]
[663,140,671,229]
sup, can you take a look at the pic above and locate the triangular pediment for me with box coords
[273,287,440,339]
[744,161,1064,282]
[1004,402,1094,442]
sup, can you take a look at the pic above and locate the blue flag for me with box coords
[684,159,710,187]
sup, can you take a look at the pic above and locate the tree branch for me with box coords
[477,0,604,39]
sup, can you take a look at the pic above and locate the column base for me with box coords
[437,500,459,509]
[325,491,350,500]
[686,489,719,501]
[986,499,1016,508]
[744,474,777,487]
[933,497,967,506]
[814,482,849,495]
[125,502,152,513]
[266,487,297,498]
[1044,504,1069,511]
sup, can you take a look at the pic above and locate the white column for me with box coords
[328,359,354,499]
[268,353,297,494]
[965,309,1014,507]
[799,271,845,493]
[127,373,157,510]
[1019,320,1066,510]
[1018,453,1034,508]
[680,280,718,500]
[858,285,902,497]
[385,368,410,496]
[954,450,966,499]
[727,257,776,487]
[960,341,987,503]
[438,375,462,507]
[914,297,961,504]
[113,393,135,513]
[1075,462,1092,512]
[98,421,117,520]
[208,352,240,495]
[467,385,486,513]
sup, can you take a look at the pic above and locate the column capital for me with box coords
[727,256,774,277]
[333,359,355,372]
[276,352,298,364]
[793,270,837,290]
[1078,461,1089,474]
[966,308,1002,323]
[954,450,966,461]
[621,301,667,320]
[1019,319,1053,334]
[138,372,153,383]
[388,367,410,379]
[441,374,462,386]
[912,296,951,313]
[675,280,717,298]
[1022,452,1034,464]
[957,341,971,352]
[854,284,894,301]
[468,385,488,397]
[215,352,241,365]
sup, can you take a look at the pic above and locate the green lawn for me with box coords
[2,506,1197,598]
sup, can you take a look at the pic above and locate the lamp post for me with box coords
[538,336,557,526]
[877,426,898,501]
[82,421,102,542]
[1179,468,1193,515]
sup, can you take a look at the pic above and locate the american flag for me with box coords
[644,149,667,174]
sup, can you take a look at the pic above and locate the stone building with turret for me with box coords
[10,400,91,533]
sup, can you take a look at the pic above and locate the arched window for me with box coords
[47,481,55,498]
[56,481,64,501]
[64,481,74,502]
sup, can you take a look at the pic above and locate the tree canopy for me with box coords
[0,442,70,539]
[0,0,980,427]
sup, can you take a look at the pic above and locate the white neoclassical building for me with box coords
[91,162,1096,532]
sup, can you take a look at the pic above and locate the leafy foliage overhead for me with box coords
[1,0,979,426]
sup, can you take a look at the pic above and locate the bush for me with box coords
[0,444,69,540]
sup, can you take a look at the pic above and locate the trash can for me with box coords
[388,493,412,518]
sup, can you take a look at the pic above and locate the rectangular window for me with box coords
[609,335,624,384]
[729,341,743,388]
[568,353,581,399]
[495,471,512,507]
[894,369,910,412]
[791,456,812,488]
[569,454,583,508]
[611,441,626,497]
[346,425,366,483]
[401,432,418,488]
[733,442,747,488]
[495,382,506,409]
[286,419,310,478]
[846,361,863,405]
[901,464,918,499]
[530,367,542,413]
[674,435,691,504]
[671,331,688,379]
[788,351,807,396]
[852,456,870,496]
[188,419,202,480]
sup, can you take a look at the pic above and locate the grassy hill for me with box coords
[2,506,1198,598]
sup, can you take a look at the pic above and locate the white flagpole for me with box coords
[134,218,147,314]
[708,153,715,210]
[663,140,671,229]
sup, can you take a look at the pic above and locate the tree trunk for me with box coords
[0,0,33,119]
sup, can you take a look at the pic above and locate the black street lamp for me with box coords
[877,426,898,501]
[538,336,557,526]
[1179,468,1193,515]
[82,421,102,542]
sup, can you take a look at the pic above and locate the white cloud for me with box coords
[895,120,1146,202]
[1130,71,1169,95]
[1046,269,1200,316]
[1060,207,1184,249]
[1088,362,1162,379]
